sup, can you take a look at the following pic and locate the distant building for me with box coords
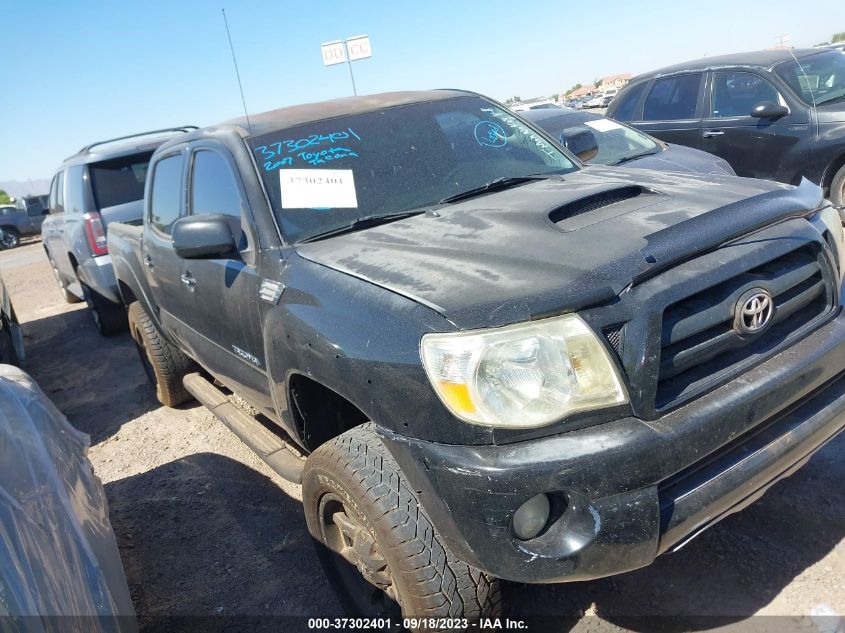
[567,84,596,98]
[597,73,632,90]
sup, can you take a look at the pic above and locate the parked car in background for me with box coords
[523,107,735,175]
[109,89,845,623]
[0,365,137,632]
[600,87,619,107]
[607,48,845,204]
[584,93,605,108]
[0,195,49,248]
[42,126,195,335]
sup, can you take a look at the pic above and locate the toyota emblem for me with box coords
[734,288,774,336]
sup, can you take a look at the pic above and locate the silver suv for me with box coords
[42,127,195,335]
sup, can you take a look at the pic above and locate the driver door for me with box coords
[701,70,809,182]
[177,142,271,413]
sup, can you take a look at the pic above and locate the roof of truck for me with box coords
[223,89,472,138]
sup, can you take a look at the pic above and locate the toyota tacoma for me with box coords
[108,90,845,624]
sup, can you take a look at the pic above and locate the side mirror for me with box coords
[750,101,789,119]
[172,214,235,259]
[562,128,599,162]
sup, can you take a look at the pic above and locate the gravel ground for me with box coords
[2,240,843,632]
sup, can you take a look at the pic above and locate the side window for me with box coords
[149,154,184,235]
[189,150,243,218]
[65,165,87,215]
[612,82,647,121]
[50,171,65,214]
[643,73,703,121]
[711,71,781,118]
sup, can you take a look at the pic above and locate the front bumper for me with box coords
[381,313,845,584]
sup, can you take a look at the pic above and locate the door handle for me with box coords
[703,130,725,137]
[180,273,197,289]
[144,255,154,269]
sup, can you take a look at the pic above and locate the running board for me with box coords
[182,372,304,484]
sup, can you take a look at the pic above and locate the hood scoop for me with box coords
[550,185,660,232]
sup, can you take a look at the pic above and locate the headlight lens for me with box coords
[420,314,628,428]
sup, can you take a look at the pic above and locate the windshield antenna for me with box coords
[787,48,817,107]
[221,8,254,136]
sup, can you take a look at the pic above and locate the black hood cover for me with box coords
[297,167,822,330]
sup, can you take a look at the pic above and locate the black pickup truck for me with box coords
[108,90,845,623]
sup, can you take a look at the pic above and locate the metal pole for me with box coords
[344,40,357,96]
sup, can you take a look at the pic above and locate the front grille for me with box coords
[656,245,833,409]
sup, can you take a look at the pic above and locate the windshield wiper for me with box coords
[439,175,554,204]
[611,149,662,166]
[299,210,426,243]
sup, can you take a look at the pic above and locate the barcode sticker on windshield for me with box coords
[584,119,624,132]
[279,169,358,209]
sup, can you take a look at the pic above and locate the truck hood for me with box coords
[296,167,823,330]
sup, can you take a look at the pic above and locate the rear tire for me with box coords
[831,163,845,207]
[82,283,128,336]
[127,301,196,407]
[302,423,501,628]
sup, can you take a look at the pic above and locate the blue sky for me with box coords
[1,0,840,182]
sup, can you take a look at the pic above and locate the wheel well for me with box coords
[823,152,845,193]
[289,374,368,452]
[117,280,136,306]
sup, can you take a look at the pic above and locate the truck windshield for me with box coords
[775,50,845,106]
[88,152,153,210]
[250,95,578,243]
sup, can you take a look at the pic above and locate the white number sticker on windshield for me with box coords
[279,169,358,209]
[584,118,624,132]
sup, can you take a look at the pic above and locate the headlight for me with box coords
[814,205,845,275]
[420,314,628,428]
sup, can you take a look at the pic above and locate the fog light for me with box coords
[512,493,551,540]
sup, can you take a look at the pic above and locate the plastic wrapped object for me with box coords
[0,365,137,633]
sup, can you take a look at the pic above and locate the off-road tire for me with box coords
[82,283,128,336]
[127,301,195,407]
[831,163,845,207]
[302,423,501,628]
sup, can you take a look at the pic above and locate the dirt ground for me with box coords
[1,239,843,633]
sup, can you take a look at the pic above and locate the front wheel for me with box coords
[47,253,82,303]
[0,228,20,249]
[302,424,501,628]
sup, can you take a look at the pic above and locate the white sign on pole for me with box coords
[346,35,372,61]
[321,40,347,66]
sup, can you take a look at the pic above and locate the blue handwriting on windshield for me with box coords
[255,128,362,171]
[474,120,507,148]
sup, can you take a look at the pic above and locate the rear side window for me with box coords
[65,165,87,214]
[190,150,243,218]
[88,152,153,210]
[50,171,65,214]
[149,154,184,234]
[711,71,781,118]
[611,82,647,120]
[643,73,702,121]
